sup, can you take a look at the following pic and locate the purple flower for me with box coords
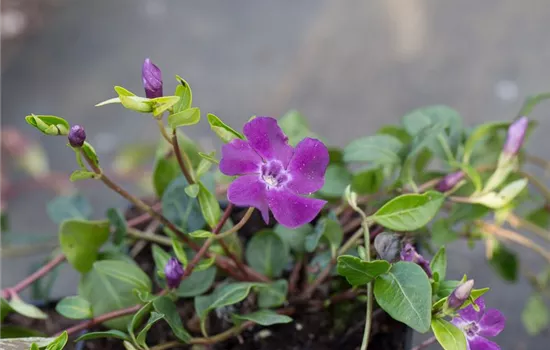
[451,297,505,350]
[142,58,163,99]
[447,279,474,310]
[435,171,465,192]
[164,257,184,289]
[219,117,329,228]
[68,125,86,148]
[400,243,432,277]
[503,116,528,156]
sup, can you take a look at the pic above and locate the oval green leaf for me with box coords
[337,256,391,286]
[431,318,467,350]
[246,231,289,278]
[55,296,92,320]
[231,310,292,326]
[59,219,110,273]
[168,107,201,128]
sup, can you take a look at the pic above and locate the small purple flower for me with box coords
[447,279,474,310]
[451,297,505,350]
[219,117,329,228]
[142,58,163,99]
[435,171,465,192]
[400,243,432,277]
[68,125,86,148]
[503,116,528,156]
[164,257,184,289]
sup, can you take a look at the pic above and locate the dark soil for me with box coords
[3,204,412,350]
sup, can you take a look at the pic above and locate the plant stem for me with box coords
[215,207,255,240]
[127,228,173,246]
[410,336,437,350]
[156,119,172,143]
[507,212,550,242]
[1,253,66,299]
[60,304,142,336]
[171,129,195,185]
[519,170,550,202]
[360,221,372,350]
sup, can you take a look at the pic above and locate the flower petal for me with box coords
[468,336,501,350]
[459,297,485,323]
[227,175,269,223]
[286,138,329,194]
[478,309,506,337]
[266,188,326,228]
[219,139,263,176]
[243,117,294,166]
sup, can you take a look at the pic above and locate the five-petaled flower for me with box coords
[451,297,505,350]
[219,116,329,228]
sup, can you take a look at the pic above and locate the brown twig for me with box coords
[288,256,304,294]
[410,335,437,350]
[171,129,195,185]
[60,304,142,336]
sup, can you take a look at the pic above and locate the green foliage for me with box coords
[246,231,289,278]
[168,107,201,128]
[305,216,343,256]
[176,266,216,297]
[257,280,288,308]
[25,114,70,135]
[59,219,110,273]
[47,193,92,224]
[274,223,312,253]
[173,76,193,112]
[8,298,48,319]
[522,294,549,335]
[488,242,518,282]
[75,330,130,342]
[55,296,92,319]
[351,168,384,195]
[69,170,96,181]
[374,262,432,332]
[136,312,164,348]
[232,310,292,326]
[337,256,390,286]
[319,164,352,198]
[370,191,445,231]
[525,206,550,229]
[343,134,404,166]
[161,176,205,232]
[430,247,447,281]
[0,325,45,338]
[197,181,221,228]
[471,178,528,209]
[278,110,318,146]
[106,208,127,247]
[207,113,244,142]
[44,332,68,350]
[431,319,467,350]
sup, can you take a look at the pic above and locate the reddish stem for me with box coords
[288,257,304,294]
[61,304,141,336]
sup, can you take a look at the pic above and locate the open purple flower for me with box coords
[219,116,329,228]
[503,116,528,156]
[451,297,505,350]
[400,243,432,277]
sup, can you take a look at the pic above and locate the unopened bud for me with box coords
[142,58,163,99]
[447,279,474,310]
[374,232,401,262]
[503,116,528,156]
[68,125,86,148]
[435,171,465,192]
[400,243,432,277]
[164,257,184,289]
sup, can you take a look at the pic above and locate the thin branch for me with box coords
[171,129,195,185]
[410,336,437,350]
[507,212,550,242]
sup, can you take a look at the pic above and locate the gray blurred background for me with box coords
[2,0,550,348]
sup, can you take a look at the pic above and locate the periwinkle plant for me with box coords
[4,58,550,350]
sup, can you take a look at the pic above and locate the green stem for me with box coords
[437,134,455,163]
[127,228,173,246]
[360,220,372,350]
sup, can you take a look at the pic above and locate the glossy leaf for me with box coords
[257,280,288,308]
[371,191,445,231]
[374,262,432,332]
[106,208,126,246]
[274,224,312,253]
[152,296,192,343]
[198,151,219,165]
[343,134,403,166]
[173,76,193,112]
[189,230,214,239]
[59,219,110,273]
[151,244,171,276]
[25,114,70,135]
[246,231,289,278]
[431,318,467,350]
[47,193,92,224]
[176,266,216,297]
[351,168,384,195]
[136,312,164,348]
[9,298,48,319]
[55,296,92,320]
[319,164,352,198]
[197,181,221,229]
[69,170,96,182]
[161,176,205,232]
[152,157,180,197]
[522,294,549,335]
[75,330,130,342]
[471,178,528,209]
[337,256,391,286]
[207,113,244,143]
[168,107,201,128]
[150,96,180,117]
[0,337,56,349]
[171,238,188,267]
[45,331,68,350]
[430,247,447,281]
[232,310,292,326]
[128,302,152,344]
[81,142,100,168]
[431,219,459,246]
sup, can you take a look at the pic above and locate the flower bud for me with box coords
[503,116,528,156]
[142,58,163,99]
[374,232,401,262]
[68,125,86,148]
[164,257,184,289]
[447,279,474,310]
[400,243,432,277]
[435,171,465,192]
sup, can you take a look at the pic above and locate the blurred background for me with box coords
[2,0,550,348]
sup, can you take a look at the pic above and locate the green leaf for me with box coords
[343,134,403,166]
[195,160,212,180]
[431,219,459,246]
[246,231,289,278]
[47,193,92,224]
[278,110,318,146]
[463,121,509,164]
[150,96,180,117]
[522,294,549,335]
[81,142,100,167]
[151,296,192,343]
[118,95,153,113]
[69,170,96,182]
[197,181,221,229]
[337,256,391,286]
[374,262,432,332]
[151,244,171,276]
[55,296,92,319]
[257,280,288,308]
[431,318,467,350]
[232,310,292,326]
[25,114,70,135]
[106,208,127,247]
[152,157,180,198]
[75,330,130,342]
[194,257,216,272]
[518,92,550,116]
[168,107,201,128]
[377,125,412,144]
[488,242,518,282]
[371,191,445,231]
[173,76,193,112]
[207,113,244,143]
[79,259,152,330]
[176,266,216,297]
[351,168,384,195]
[430,247,447,281]
[526,207,550,229]
[9,298,48,319]
[171,238,188,267]
[136,312,164,348]
[161,176,205,232]
[274,224,312,253]
[45,331,68,350]
[198,151,219,165]
[471,178,528,209]
[189,230,214,239]
[319,164,352,198]
[128,302,152,344]
[0,337,58,348]
[0,325,45,338]
[59,219,110,273]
